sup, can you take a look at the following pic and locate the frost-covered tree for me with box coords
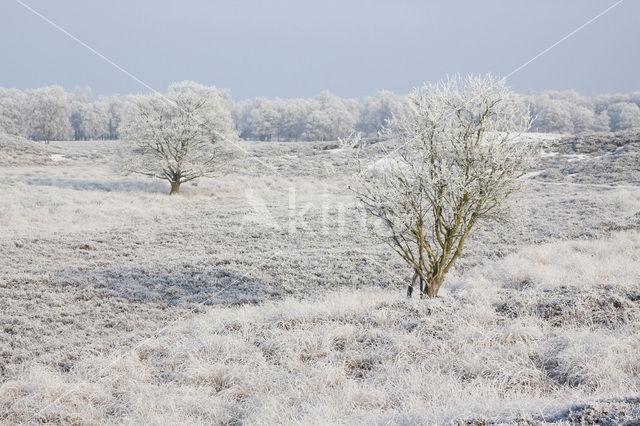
[303,108,337,141]
[349,75,534,298]
[595,110,611,132]
[69,87,110,141]
[303,91,358,141]
[276,98,309,140]
[0,88,28,136]
[606,102,640,132]
[90,99,112,140]
[529,98,574,134]
[247,97,281,141]
[570,105,598,134]
[121,81,237,194]
[27,85,73,143]
[358,90,411,137]
[71,100,110,140]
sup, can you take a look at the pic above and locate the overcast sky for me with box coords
[0,0,637,99]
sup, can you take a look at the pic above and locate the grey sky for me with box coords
[0,0,637,99]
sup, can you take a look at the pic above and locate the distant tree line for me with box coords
[524,90,640,134]
[235,90,412,141]
[1,83,640,142]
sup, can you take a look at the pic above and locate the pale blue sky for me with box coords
[0,0,637,99]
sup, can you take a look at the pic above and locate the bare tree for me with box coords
[121,82,237,194]
[349,75,535,298]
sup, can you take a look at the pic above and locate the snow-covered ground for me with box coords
[0,133,639,424]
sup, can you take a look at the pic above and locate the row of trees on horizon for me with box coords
[1,82,640,143]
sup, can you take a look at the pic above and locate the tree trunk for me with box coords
[169,181,181,195]
[424,274,445,298]
[407,272,418,297]
[408,272,429,298]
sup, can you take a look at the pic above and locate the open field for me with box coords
[1,133,639,424]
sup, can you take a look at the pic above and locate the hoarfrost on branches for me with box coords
[121,81,237,194]
[350,74,536,298]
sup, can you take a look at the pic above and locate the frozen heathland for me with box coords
[0,130,639,424]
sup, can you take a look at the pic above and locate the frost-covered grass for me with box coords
[1,134,639,423]
[2,233,639,424]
